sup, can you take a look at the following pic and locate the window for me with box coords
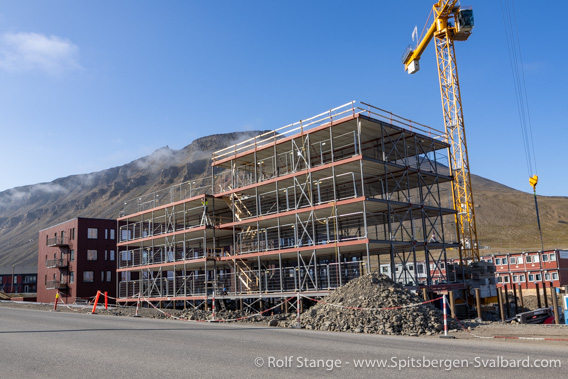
[83,271,94,283]
[552,272,559,280]
[69,272,74,284]
[121,230,131,241]
[510,257,516,264]
[70,227,75,240]
[525,255,532,263]
[70,250,75,261]
[105,250,108,261]
[495,258,501,265]
[440,263,445,269]
[14,276,18,284]
[528,274,534,281]
[87,250,98,261]
[87,228,98,239]
[106,271,112,282]
[503,276,509,283]
[105,229,108,239]
[550,253,556,261]
[381,266,389,273]
[542,254,548,262]
[502,258,508,265]
[110,229,115,240]
[512,275,518,282]
[110,250,115,261]
[545,273,551,281]
[533,255,540,263]
[519,274,525,282]
[101,271,105,282]
[517,256,523,264]
[497,277,502,283]
[417,264,424,274]
[535,274,542,281]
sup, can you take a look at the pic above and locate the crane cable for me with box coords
[500,0,543,251]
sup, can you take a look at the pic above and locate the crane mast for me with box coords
[402,0,479,264]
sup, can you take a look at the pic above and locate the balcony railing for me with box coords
[46,259,68,269]
[45,280,67,290]
[47,236,69,247]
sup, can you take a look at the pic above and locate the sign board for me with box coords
[559,250,568,259]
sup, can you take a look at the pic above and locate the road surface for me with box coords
[0,307,565,378]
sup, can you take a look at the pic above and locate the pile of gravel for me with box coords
[290,273,456,336]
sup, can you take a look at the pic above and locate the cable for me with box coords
[499,0,539,178]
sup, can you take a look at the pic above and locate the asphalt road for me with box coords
[0,307,566,378]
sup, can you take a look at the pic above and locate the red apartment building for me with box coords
[485,250,568,290]
[37,217,117,303]
[0,265,37,294]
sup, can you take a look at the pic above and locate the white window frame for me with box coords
[83,271,94,283]
[87,250,98,261]
[87,228,98,239]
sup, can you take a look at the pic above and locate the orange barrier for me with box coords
[53,292,59,311]
[91,291,101,314]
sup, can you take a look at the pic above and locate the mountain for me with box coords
[1,131,567,269]
[0,131,267,268]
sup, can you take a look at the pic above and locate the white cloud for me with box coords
[0,32,80,74]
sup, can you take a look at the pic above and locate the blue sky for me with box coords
[0,1,566,196]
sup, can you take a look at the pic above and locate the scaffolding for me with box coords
[116,101,459,308]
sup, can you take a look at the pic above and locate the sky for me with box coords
[0,0,566,197]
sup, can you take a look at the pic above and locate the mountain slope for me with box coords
[0,132,566,268]
[0,131,266,268]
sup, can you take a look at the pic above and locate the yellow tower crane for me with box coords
[402,0,479,264]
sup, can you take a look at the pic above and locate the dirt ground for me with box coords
[2,299,567,345]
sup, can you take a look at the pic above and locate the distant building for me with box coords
[0,265,37,293]
[37,218,117,304]
[484,250,568,289]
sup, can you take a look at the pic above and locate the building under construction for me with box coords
[116,101,460,309]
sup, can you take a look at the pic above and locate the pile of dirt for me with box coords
[287,273,456,336]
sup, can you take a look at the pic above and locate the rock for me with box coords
[268,319,279,327]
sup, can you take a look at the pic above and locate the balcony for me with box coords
[47,236,69,247]
[45,280,67,290]
[46,259,68,269]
